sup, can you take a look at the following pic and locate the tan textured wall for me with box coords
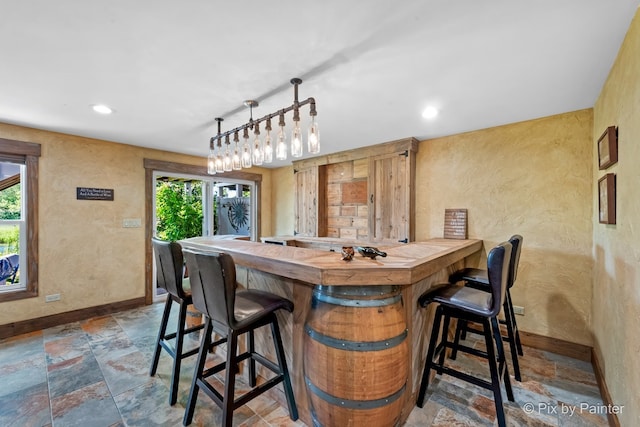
[592,8,640,426]
[271,165,294,236]
[416,110,594,345]
[0,123,272,324]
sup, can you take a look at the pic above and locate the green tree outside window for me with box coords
[0,184,20,256]
[155,181,204,241]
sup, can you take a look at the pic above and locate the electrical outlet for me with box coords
[45,293,61,302]
[123,218,141,228]
[512,305,525,316]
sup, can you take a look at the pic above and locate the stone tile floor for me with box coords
[0,302,609,426]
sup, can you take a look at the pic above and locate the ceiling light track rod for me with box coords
[207,77,320,174]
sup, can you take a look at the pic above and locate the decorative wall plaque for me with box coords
[76,187,114,201]
[598,174,616,224]
[598,126,618,170]
[444,208,468,239]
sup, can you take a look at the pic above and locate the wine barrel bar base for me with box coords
[303,285,408,427]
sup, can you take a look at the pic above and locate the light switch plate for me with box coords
[45,293,61,302]
[123,218,141,228]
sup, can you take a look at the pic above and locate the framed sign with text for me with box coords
[76,187,114,201]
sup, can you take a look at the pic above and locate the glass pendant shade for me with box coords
[263,131,273,163]
[232,142,241,170]
[242,141,252,168]
[276,125,287,160]
[308,117,320,154]
[291,121,303,158]
[215,150,224,173]
[207,149,216,174]
[252,136,263,166]
[223,147,232,171]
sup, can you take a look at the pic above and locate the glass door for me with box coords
[151,172,256,301]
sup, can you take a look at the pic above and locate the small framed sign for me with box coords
[444,208,468,239]
[598,174,615,225]
[598,126,618,170]
[77,187,114,201]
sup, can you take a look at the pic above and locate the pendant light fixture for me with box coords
[207,78,319,174]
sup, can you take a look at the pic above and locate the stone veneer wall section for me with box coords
[325,161,369,240]
[416,109,594,346]
[592,7,640,426]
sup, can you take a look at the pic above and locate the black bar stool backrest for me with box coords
[152,237,186,299]
[183,249,239,329]
[486,241,512,318]
[507,235,523,288]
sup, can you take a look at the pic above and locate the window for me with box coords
[0,138,40,302]
[0,162,24,291]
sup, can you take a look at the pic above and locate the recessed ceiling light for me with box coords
[422,106,438,119]
[91,104,113,114]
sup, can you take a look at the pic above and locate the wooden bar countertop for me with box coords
[180,237,482,286]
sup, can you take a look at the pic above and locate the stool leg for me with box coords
[437,314,451,370]
[502,296,522,381]
[417,305,443,407]
[483,318,507,427]
[248,330,256,387]
[460,319,468,340]
[270,315,298,420]
[222,332,239,427]
[506,291,524,356]
[150,297,172,376]
[168,299,188,405]
[450,319,466,360]
[184,319,213,426]
[491,316,514,402]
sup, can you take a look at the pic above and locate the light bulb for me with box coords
[232,148,241,170]
[291,121,303,158]
[276,125,287,160]
[223,147,232,171]
[207,149,216,174]
[252,135,263,165]
[308,117,320,154]
[215,151,224,173]
[263,130,273,163]
[242,141,252,168]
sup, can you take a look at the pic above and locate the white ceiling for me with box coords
[1,1,638,168]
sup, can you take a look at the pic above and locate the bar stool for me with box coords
[449,234,524,381]
[182,248,298,427]
[150,238,205,405]
[417,242,514,427]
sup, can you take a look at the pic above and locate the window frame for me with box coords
[0,138,40,302]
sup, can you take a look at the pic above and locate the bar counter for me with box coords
[180,237,482,427]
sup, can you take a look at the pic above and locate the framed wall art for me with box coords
[598,173,616,224]
[598,126,618,170]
